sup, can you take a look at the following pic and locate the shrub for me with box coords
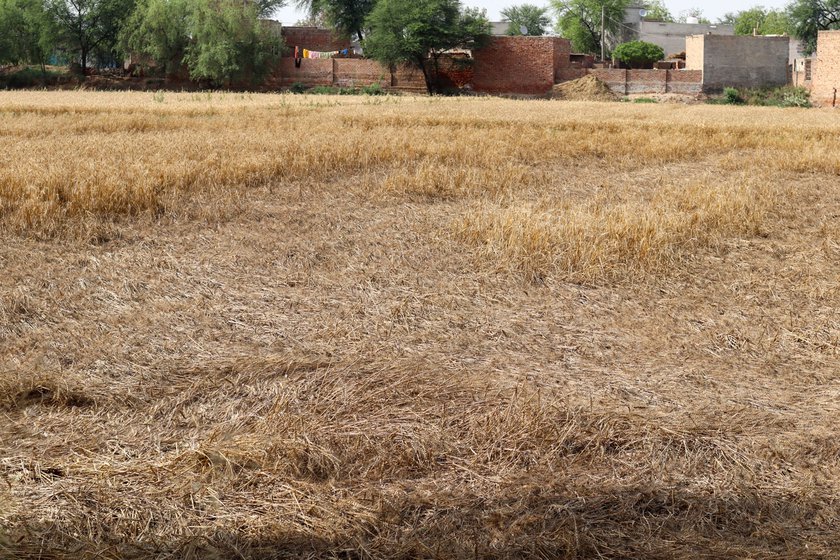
[289,82,307,94]
[780,87,811,108]
[361,82,384,95]
[612,41,664,69]
[1,67,64,89]
[633,97,657,103]
[309,85,339,94]
[723,87,743,105]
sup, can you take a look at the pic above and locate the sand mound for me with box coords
[552,75,616,101]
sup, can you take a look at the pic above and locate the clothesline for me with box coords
[294,46,356,60]
[305,48,355,59]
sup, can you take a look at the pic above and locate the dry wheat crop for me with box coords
[2,91,840,559]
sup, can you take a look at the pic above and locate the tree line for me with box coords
[0,0,286,83]
[1,0,838,88]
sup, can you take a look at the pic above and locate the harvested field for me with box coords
[2,91,840,558]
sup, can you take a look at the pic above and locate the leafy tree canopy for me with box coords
[47,0,136,69]
[551,0,629,55]
[0,0,55,67]
[120,0,190,73]
[788,0,840,54]
[612,39,663,67]
[183,0,283,85]
[363,0,489,93]
[501,3,551,35]
[642,0,672,22]
[295,0,372,41]
[721,6,791,35]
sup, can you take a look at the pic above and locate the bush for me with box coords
[612,41,664,69]
[713,86,810,108]
[361,82,384,95]
[780,87,811,108]
[289,82,307,94]
[723,87,743,105]
[633,97,657,103]
[0,67,65,89]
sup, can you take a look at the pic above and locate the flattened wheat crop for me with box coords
[2,91,840,559]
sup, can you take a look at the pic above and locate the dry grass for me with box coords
[2,91,840,558]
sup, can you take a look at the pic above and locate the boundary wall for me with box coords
[267,58,426,93]
[555,68,702,95]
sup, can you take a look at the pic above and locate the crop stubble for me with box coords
[1,92,840,558]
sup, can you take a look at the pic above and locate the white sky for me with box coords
[272,0,791,26]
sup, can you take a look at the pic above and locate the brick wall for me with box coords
[555,68,588,82]
[666,69,703,94]
[472,36,572,95]
[574,68,702,95]
[269,58,334,87]
[265,58,425,92]
[334,59,388,88]
[280,27,351,54]
[812,30,840,107]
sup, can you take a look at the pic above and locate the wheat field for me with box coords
[2,91,840,559]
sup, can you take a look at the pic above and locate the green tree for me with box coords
[642,0,672,21]
[183,0,283,85]
[0,0,55,68]
[120,0,189,74]
[47,0,136,70]
[788,0,840,54]
[501,3,551,35]
[612,39,662,67]
[727,6,791,35]
[363,0,489,94]
[551,0,629,56]
[295,0,373,41]
[677,7,710,24]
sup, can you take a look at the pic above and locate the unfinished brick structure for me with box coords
[471,36,571,95]
[812,30,840,107]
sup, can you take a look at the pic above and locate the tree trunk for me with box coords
[417,56,433,94]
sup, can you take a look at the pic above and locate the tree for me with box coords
[295,0,372,41]
[47,0,136,70]
[294,9,327,26]
[642,0,671,22]
[183,0,283,85]
[676,7,710,24]
[120,0,190,74]
[788,0,840,54]
[501,3,550,35]
[612,39,662,67]
[0,0,55,68]
[363,0,489,94]
[725,6,791,35]
[551,0,629,56]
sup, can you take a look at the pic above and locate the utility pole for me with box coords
[601,5,606,63]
